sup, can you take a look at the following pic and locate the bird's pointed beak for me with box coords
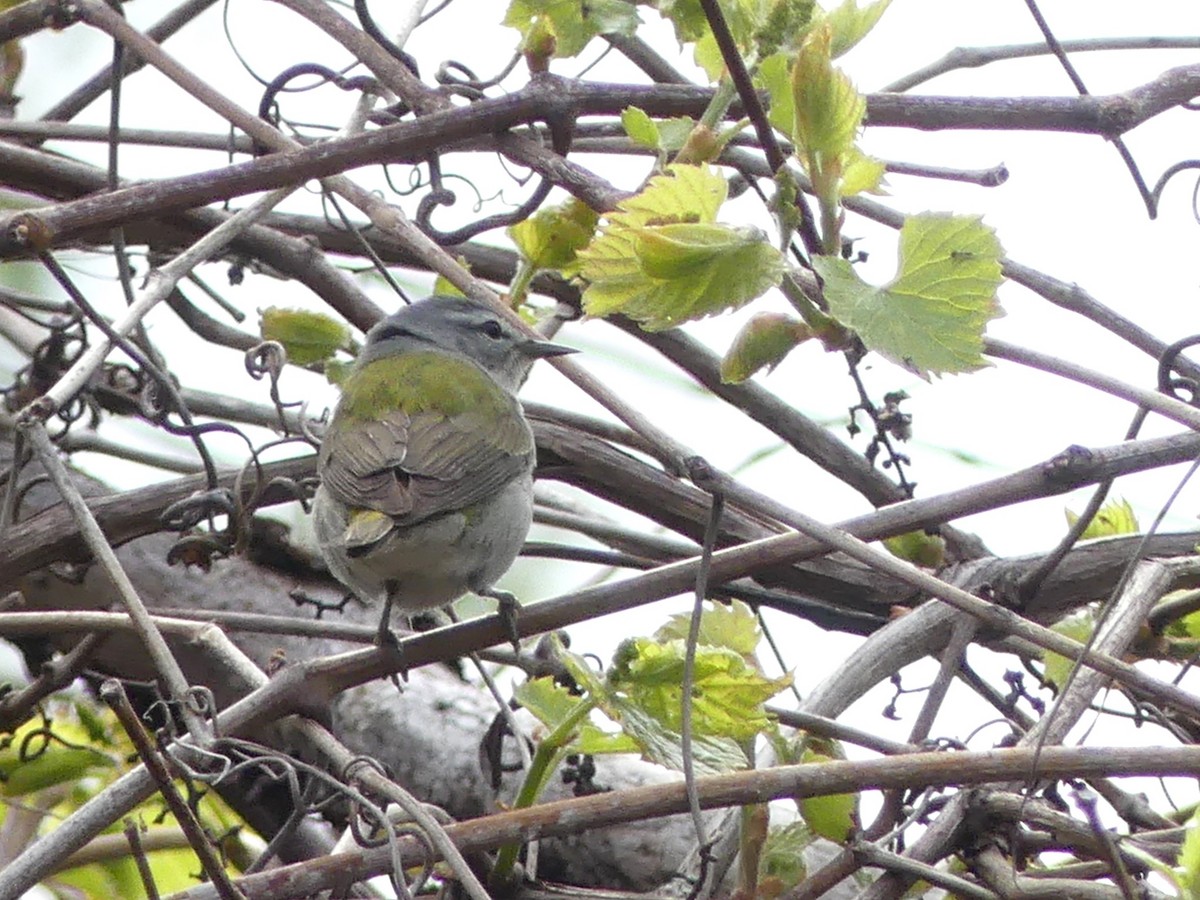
[520,337,577,359]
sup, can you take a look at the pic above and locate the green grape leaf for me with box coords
[515,676,587,730]
[502,0,639,58]
[1044,611,1094,690]
[755,0,817,56]
[659,117,701,153]
[653,0,764,47]
[621,106,661,150]
[575,723,642,755]
[260,307,351,366]
[432,274,466,297]
[1178,806,1200,898]
[1065,497,1139,540]
[1,746,112,796]
[433,257,471,297]
[0,707,117,796]
[791,24,865,163]
[818,0,891,58]
[619,162,728,225]
[652,0,773,79]
[841,147,887,196]
[608,637,792,741]
[722,0,767,50]
[883,530,946,568]
[579,165,785,330]
[759,51,795,135]
[655,598,763,657]
[813,213,1004,378]
[653,0,710,43]
[693,30,726,82]
[621,107,698,153]
[617,703,750,773]
[721,312,812,382]
[508,197,598,271]
[797,750,860,842]
[760,821,813,892]
[631,222,760,278]
[1161,591,1200,640]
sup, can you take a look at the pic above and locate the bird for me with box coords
[311,295,575,647]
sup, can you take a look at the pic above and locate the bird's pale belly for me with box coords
[312,473,533,612]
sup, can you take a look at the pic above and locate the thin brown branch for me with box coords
[60,827,193,872]
[100,680,246,900]
[0,0,75,43]
[0,632,105,732]
[22,423,209,739]
[122,819,162,900]
[885,37,1200,93]
[8,63,1200,254]
[0,120,259,152]
[163,745,1200,900]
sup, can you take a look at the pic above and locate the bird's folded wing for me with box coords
[319,401,535,524]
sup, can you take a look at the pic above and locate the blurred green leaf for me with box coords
[515,676,586,730]
[575,724,641,755]
[656,598,763,657]
[1065,497,1139,540]
[760,52,795,135]
[609,637,792,740]
[502,0,639,57]
[760,821,813,893]
[616,703,750,773]
[621,106,661,149]
[1044,611,1094,690]
[652,0,710,43]
[791,24,864,162]
[755,0,817,56]
[797,750,859,842]
[1178,806,1200,898]
[0,744,112,797]
[432,262,469,297]
[818,0,891,57]
[841,147,887,195]
[260,307,351,366]
[324,358,353,386]
[508,197,599,271]
[721,312,812,382]
[0,707,117,797]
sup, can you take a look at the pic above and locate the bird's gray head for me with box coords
[360,295,575,392]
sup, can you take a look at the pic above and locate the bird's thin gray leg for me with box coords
[376,582,401,650]
[481,588,521,654]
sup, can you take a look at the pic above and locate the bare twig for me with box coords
[161,745,1200,900]
[22,423,210,741]
[885,37,1200,93]
[100,680,247,900]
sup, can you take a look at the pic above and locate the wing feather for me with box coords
[318,396,534,525]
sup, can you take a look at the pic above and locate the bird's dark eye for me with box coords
[480,319,504,339]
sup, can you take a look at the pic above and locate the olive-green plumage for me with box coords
[311,296,574,631]
[337,351,518,422]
